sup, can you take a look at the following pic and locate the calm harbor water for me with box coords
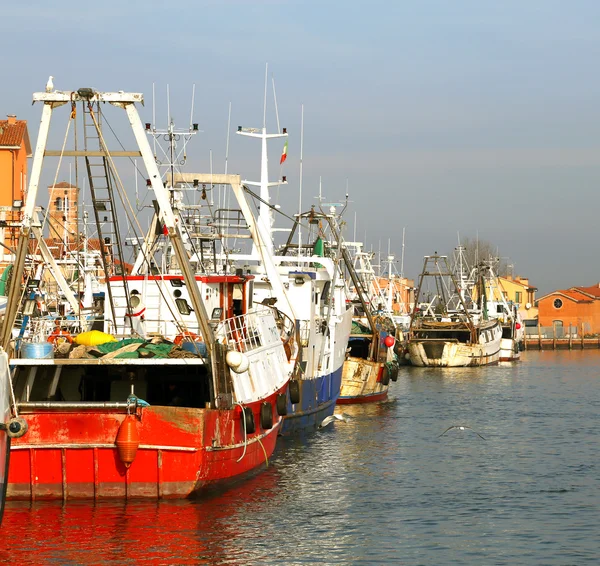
[1,350,599,565]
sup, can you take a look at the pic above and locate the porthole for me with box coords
[553,298,563,309]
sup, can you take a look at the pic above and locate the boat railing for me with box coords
[215,306,283,354]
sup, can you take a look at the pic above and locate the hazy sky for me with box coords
[2,0,600,295]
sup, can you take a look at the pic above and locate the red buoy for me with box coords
[115,415,140,468]
[515,322,522,330]
[384,335,395,348]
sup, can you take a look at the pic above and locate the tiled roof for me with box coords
[574,284,600,298]
[0,120,30,151]
[537,289,593,303]
[50,182,78,189]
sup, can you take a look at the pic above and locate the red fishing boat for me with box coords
[0,87,293,500]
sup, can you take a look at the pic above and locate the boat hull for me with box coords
[281,366,343,434]
[337,358,389,404]
[7,388,285,500]
[499,337,521,361]
[408,340,500,367]
[1,351,11,523]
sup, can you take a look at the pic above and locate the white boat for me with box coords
[407,254,502,367]
[477,258,524,362]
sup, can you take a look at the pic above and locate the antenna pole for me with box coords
[272,75,281,133]
[189,83,196,128]
[152,83,157,158]
[167,84,171,128]
[224,102,231,175]
[263,63,268,129]
[400,227,405,277]
[298,104,304,266]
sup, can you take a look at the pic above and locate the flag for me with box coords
[280,140,288,164]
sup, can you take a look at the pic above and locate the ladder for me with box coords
[82,102,132,332]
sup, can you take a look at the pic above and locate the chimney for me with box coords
[7,114,16,125]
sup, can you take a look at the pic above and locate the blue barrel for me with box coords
[181,341,207,356]
[21,341,54,359]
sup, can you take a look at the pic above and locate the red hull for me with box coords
[7,387,285,500]
[336,390,389,404]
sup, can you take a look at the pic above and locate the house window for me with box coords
[515,291,522,303]
[55,197,63,210]
[553,298,563,309]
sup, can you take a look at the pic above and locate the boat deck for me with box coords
[10,358,206,366]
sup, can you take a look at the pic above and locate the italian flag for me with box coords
[280,140,288,164]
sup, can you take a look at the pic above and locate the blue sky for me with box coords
[2,0,600,294]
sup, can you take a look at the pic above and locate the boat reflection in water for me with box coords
[1,464,283,564]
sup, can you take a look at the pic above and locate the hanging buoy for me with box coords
[115,414,140,468]
[383,335,395,348]
[226,350,250,373]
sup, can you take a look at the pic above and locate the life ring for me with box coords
[47,329,73,345]
[174,332,203,346]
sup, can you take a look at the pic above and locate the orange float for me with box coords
[115,414,140,468]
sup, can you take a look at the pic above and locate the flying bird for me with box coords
[439,425,487,440]
[319,413,351,429]
[45,76,54,93]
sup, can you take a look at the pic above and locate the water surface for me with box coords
[1,351,599,564]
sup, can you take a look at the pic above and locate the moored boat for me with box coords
[0,87,292,500]
[324,220,397,403]
[0,349,11,522]
[407,254,502,367]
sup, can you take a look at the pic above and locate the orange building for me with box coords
[374,276,415,315]
[48,182,79,252]
[537,284,600,336]
[0,115,31,263]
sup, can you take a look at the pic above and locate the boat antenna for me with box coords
[400,227,405,278]
[167,84,171,129]
[210,148,214,206]
[225,102,232,176]
[152,83,157,159]
[224,102,233,243]
[297,104,304,266]
[263,62,268,129]
[189,83,196,130]
[272,74,281,134]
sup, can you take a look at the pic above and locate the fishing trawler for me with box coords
[476,258,524,362]
[1,87,293,500]
[0,349,10,523]
[323,218,397,403]
[407,254,502,367]
[163,96,353,433]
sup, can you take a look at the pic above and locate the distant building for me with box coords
[0,115,31,265]
[48,182,79,254]
[498,275,538,322]
[374,276,415,315]
[537,284,600,336]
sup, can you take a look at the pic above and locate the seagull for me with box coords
[45,76,54,93]
[439,425,487,440]
[319,413,351,429]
